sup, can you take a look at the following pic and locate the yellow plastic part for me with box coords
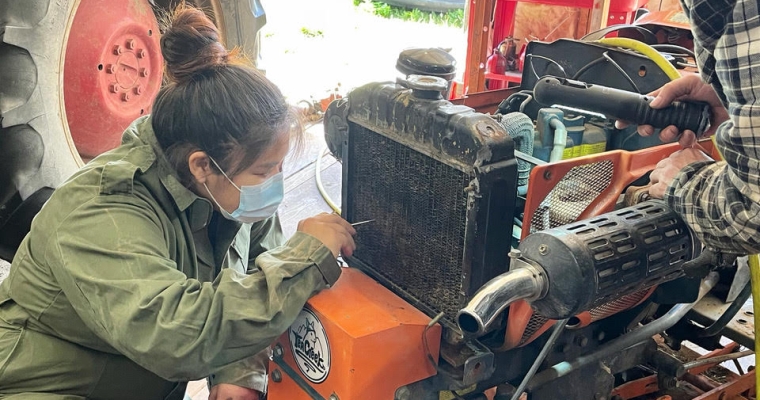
[750,254,760,391]
[596,37,682,81]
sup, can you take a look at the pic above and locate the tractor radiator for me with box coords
[325,78,519,329]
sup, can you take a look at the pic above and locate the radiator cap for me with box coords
[396,47,457,81]
[407,75,448,99]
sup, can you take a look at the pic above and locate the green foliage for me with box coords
[354,0,464,28]
[300,27,325,38]
[373,1,393,18]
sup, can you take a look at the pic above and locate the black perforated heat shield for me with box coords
[330,82,519,329]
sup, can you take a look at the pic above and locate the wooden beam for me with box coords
[464,0,496,96]
[588,0,611,32]
[451,87,520,114]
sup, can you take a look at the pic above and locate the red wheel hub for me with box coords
[64,0,162,159]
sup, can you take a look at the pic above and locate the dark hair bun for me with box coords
[161,5,228,83]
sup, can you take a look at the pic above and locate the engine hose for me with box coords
[510,319,569,400]
[596,37,681,81]
[548,117,567,162]
[315,148,341,215]
[698,280,751,338]
[497,112,535,186]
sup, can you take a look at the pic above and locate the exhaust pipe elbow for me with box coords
[457,263,548,336]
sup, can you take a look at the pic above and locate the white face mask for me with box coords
[203,157,284,224]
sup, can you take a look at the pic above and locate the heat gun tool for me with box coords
[533,76,711,136]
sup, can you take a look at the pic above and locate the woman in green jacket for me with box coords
[0,6,355,400]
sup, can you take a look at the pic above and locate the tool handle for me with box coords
[533,76,711,136]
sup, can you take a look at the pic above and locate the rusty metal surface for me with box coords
[682,373,719,392]
[611,341,754,400]
[338,81,519,331]
[693,370,755,400]
[689,293,756,350]
[528,160,614,234]
[611,375,659,399]
[623,184,652,207]
[439,339,494,386]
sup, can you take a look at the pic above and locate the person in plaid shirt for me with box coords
[630,0,760,255]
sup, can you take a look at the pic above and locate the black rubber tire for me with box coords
[208,0,266,70]
[156,0,266,69]
[0,0,263,257]
[0,0,263,204]
[0,0,81,208]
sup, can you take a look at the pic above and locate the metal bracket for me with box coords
[689,293,756,350]
[439,339,495,387]
[462,340,495,386]
[727,256,751,303]
[272,344,326,400]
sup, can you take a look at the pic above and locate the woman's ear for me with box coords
[188,151,213,184]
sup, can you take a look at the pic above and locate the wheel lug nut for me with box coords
[137,49,146,59]
[126,39,135,50]
[122,93,131,102]
[140,68,149,77]
[134,86,143,95]
[109,84,119,93]
[113,45,123,55]
[106,64,117,74]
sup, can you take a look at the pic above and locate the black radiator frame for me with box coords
[333,81,519,329]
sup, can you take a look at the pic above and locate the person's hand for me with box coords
[615,74,729,147]
[297,213,357,258]
[208,384,261,400]
[649,147,713,198]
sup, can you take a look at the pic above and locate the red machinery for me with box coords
[274,57,756,397]
[464,0,652,93]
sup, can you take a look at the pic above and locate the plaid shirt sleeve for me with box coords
[666,0,760,254]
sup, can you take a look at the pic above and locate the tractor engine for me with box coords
[458,200,700,336]
[269,73,724,400]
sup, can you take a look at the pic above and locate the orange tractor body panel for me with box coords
[268,268,441,400]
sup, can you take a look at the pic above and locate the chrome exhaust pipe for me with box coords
[457,260,548,336]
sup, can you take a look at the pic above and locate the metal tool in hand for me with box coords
[336,220,375,267]
[533,76,711,137]
[351,219,375,226]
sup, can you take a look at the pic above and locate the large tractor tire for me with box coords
[0,0,264,261]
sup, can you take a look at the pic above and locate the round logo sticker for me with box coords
[289,308,331,383]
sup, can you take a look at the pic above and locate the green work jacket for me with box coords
[0,116,341,399]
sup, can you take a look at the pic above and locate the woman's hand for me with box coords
[208,384,261,400]
[297,213,357,258]
[648,148,714,198]
[615,74,729,147]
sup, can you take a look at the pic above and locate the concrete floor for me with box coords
[0,260,8,284]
